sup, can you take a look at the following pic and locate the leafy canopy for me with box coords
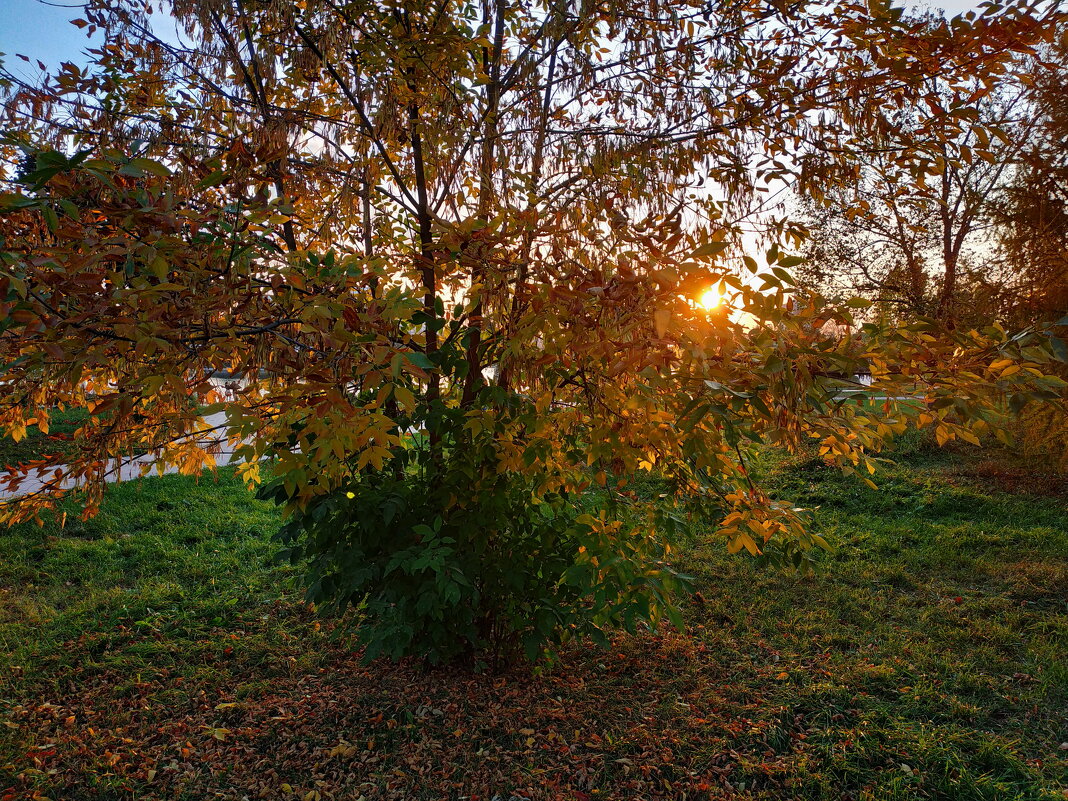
[0,0,1064,662]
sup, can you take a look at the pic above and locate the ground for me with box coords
[0,438,1065,800]
[0,408,88,468]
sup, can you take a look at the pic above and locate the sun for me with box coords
[698,285,723,310]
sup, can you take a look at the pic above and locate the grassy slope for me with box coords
[0,446,1065,800]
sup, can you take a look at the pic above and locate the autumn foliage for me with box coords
[0,0,1065,662]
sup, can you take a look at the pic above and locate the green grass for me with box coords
[0,444,1065,800]
[0,407,89,467]
[678,437,1068,800]
[0,403,211,467]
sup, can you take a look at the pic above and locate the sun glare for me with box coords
[698,285,723,310]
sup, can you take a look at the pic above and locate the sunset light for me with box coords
[1,0,1063,793]
[698,284,724,310]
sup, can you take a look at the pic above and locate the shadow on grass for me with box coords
[0,451,1065,800]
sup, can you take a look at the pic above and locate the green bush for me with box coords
[259,433,690,668]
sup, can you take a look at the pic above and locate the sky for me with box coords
[0,0,98,77]
[0,0,984,77]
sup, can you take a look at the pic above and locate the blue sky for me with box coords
[0,0,98,77]
[0,0,983,78]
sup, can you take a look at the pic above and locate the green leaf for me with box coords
[406,352,435,370]
[42,205,59,232]
[1049,336,1067,364]
[0,193,38,212]
[687,240,729,260]
[771,267,795,285]
[128,157,172,177]
[196,170,228,189]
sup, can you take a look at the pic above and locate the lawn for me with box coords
[0,408,90,468]
[0,441,1065,800]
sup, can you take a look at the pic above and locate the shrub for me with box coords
[260,419,691,667]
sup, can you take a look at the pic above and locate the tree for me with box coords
[1,0,1064,664]
[992,30,1068,466]
[794,8,1068,329]
[791,10,1049,326]
[996,31,1068,327]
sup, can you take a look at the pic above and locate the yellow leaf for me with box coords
[395,386,414,410]
[236,461,261,486]
[741,532,761,555]
[654,308,671,337]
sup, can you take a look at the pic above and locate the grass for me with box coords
[0,441,1065,800]
[0,403,212,467]
[0,407,89,467]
